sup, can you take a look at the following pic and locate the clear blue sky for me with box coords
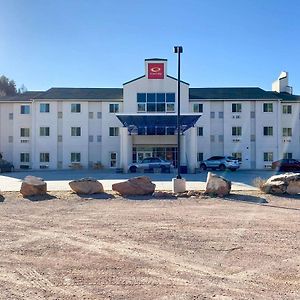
[1,0,300,94]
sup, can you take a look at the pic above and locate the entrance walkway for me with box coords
[0,169,276,192]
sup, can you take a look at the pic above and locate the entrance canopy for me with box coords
[116,114,201,135]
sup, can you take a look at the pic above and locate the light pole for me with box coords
[174,46,183,179]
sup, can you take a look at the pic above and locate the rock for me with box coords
[204,172,231,197]
[261,173,300,194]
[20,175,47,197]
[69,178,104,194]
[112,176,155,196]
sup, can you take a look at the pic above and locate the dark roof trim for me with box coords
[166,75,189,85]
[123,75,145,85]
[144,58,167,61]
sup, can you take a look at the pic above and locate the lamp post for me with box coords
[174,46,183,179]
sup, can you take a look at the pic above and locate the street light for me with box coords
[174,46,183,179]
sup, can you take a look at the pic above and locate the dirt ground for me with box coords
[0,191,299,300]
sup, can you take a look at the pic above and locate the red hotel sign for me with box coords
[148,63,164,79]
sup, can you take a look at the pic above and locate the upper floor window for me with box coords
[264,152,273,162]
[197,127,203,136]
[282,105,292,114]
[232,103,242,113]
[263,103,273,112]
[283,127,292,137]
[109,104,119,113]
[232,126,242,136]
[263,126,273,136]
[40,103,50,113]
[109,127,119,136]
[193,103,203,113]
[20,128,30,137]
[20,105,30,114]
[71,127,81,136]
[20,153,30,163]
[71,103,81,113]
[137,93,175,113]
[40,153,50,163]
[40,127,50,136]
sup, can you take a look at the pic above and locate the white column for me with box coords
[31,101,37,169]
[120,127,132,172]
[187,127,197,173]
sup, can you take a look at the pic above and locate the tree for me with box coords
[0,75,17,96]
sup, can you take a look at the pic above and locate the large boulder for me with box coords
[112,176,155,196]
[69,178,104,194]
[261,173,300,194]
[20,175,47,197]
[205,172,231,197]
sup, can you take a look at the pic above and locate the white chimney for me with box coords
[272,71,292,94]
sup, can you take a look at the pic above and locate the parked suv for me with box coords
[128,157,173,173]
[200,156,240,171]
[0,160,14,173]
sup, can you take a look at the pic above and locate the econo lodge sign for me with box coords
[148,63,164,79]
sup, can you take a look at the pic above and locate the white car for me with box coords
[128,157,173,173]
[200,156,240,171]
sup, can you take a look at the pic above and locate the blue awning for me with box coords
[116,114,201,135]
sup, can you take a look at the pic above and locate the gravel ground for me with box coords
[0,191,299,300]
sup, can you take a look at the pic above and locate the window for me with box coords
[137,93,175,113]
[193,103,203,113]
[110,152,117,167]
[232,152,242,162]
[250,111,255,118]
[58,135,62,142]
[283,153,293,159]
[263,126,273,136]
[218,135,224,142]
[283,128,292,137]
[20,128,30,137]
[40,127,50,136]
[109,127,119,136]
[197,127,203,136]
[109,104,119,113]
[71,103,81,113]
[40,153,50,163]
[58,111,63,118]
[232,103,242,113]
[89,112,94,119]
[20,105,30,114]
[210,112,215,118]
[263,103,273,112]
[210,135,215,142]
[20,153,30,163]
[264,152,273,162]
[40,103,50,113]
[97,135,102,142]
[8,136,13,143]
[282,105,292,114]
[97,112,102,119]
[71,152,81,163]
[89,135,94,142]
[232,126,242,136]
[251,134,256,142]
[9,113,13,120]
[197,152,203,162]
[71,127,81,136]
[218,112,224,118]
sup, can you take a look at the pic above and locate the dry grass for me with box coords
[252,177,267,190]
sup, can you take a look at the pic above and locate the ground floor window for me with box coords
[71,152,81,163]
[20,153,30,163]
[197,152,203,162]
[283,152,293,159]
[40,152,50,163]
[232,152,242,162]
[264,152,273,162]
[110,152,117,167]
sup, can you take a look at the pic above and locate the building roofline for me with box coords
[123,75,146,85]
[144,58,167,61]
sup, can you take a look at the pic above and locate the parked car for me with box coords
[0,160,14,173]
[271,159,300,172]
[128,157,173,173]
[200,156,240,171]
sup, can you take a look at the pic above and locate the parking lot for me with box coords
[0,169,278,191]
